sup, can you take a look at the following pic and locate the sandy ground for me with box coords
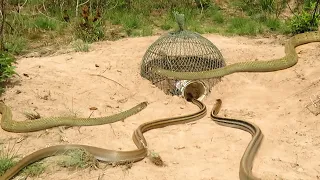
[1,33,320,180]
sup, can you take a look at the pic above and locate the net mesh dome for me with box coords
[140,13,226,96]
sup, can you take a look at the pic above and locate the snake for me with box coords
[0,98,206,180]
[0,101,148,133]
[211,99,263,180]
[152,31,320,80]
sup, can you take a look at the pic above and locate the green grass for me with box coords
[33,16,59,30]
[0,145,96,178]
[160,14,175,31]
[0,52,16,95]
[22,162,45,177]
[0,157,16,176]
[1,0,314,57]
[227,17,263,35]
[205,6,225,24]
[4,36,27,55]
[57,149,97,169]
[72,39,90,52]
[0,143,46,178]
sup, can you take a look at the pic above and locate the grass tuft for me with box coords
[58,149,97,170]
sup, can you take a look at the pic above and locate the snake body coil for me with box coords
[153,31,320,79]
[0,98,206,180]
[211,99,263,180]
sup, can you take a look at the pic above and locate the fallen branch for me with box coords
[89,74,128,90]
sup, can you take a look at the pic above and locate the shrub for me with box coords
[0,52,16,95]
[289,1,319,34]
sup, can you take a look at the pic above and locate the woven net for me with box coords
[140,12,226,96]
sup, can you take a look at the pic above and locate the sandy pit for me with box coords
[0,33,320,180]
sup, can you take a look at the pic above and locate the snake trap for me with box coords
[140,12,226,100]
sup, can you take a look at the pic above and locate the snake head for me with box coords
[139,101,148,110]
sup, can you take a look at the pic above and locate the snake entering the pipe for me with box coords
[152,31,320,80]
[211,99,263,180]
[0,98,206,180]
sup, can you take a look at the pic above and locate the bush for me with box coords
[73,6,105,43]
[74,20,105,43]
[289,1,319,34]
[0,52,16,95]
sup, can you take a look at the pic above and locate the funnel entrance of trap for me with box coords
[175,80,207,101]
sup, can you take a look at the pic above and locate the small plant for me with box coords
[265,18,281,31]
[21,162,45,177]
[0,143,46,178]
[33,16,58,31]
[4,36,27,55]
[74,5,105,43]
[0,156,16,176]
[0,52,16,95]
[211,11,225,24]
[121,13,144,36]
[0,143,19,176]
[71,39,90,52]
[58,149,97,170]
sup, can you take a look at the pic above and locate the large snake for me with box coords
[211,99,263,180]
[0,98,206,180]
[0,101,148,133]
[152,31,320,80]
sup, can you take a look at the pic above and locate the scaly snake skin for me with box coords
[211,99,263,180]
[0,101,148,133]
[0,98,206,180]
[152,31,320,80]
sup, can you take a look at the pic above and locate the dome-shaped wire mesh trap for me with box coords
[140,12,226,99]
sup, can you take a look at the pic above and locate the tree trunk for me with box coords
[0,0,5,51]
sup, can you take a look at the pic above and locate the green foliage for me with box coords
[289,1,319,34]
[227,17,263,35]
[33,16,58,30]
[0,144,45,177]
[0,144,19,176]
[234,0,285,15]
[265,18,281,31]
[0,52,16,94]
[141,26,153,36]
[71,39,90,52]
[204,6,225,24]
[4,36,27,55]
[0,157,16,176]
[21,162,45,177]
[121,13,143,36]
[211,11,225,24]
[58,149,96,169]
[74,19,105,43]
[3,0,311,55]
